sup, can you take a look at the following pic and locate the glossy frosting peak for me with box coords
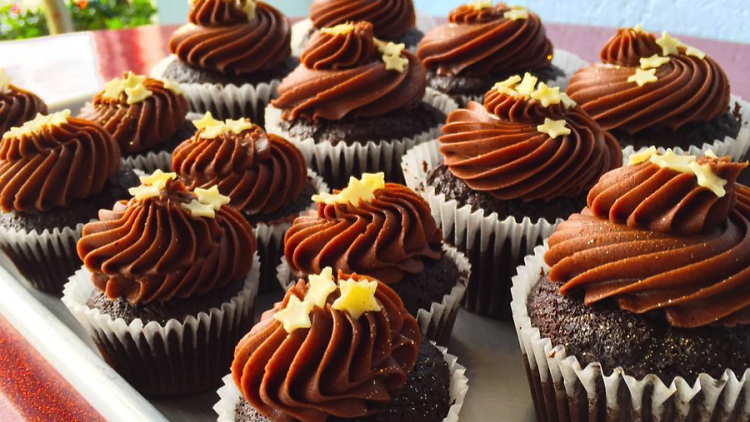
[232,271,420,421]
[301,21,377,70]
[77,178,256,304]
[284,183,443,284]
[417,3,553,77]
[0,84,48,136]
[309,0,416,40]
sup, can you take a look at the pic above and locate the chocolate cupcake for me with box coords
[277,173,470,345]
[173,112,329,293]
[214,269,468,422]
[0,68,48,135]
[62,172,259,395]
[80,71,194,172]
[567,26,750,159]
[152,0,295,123]
[512,149,750,422]
[266,21,456,188]
[291,0,424,56]
[417,3,582,106]
[401,73,622,319]
[0,110,136,293]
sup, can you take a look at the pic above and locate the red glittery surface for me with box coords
[0,313,103,422]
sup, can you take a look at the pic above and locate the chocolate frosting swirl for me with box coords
[417,4,553,77]
[77,179,256,304]
[0,116,120,213]
[232,272,420,421]
[566,28,731,134]
[284,184,443,284]
[309,0,416,40]
[273,23,426,121]
[168,1,291,75]
[438,96,622,202]
[0,85,48,136]
[81,75,188,154]
[545,160,750,328]
[173,123,308,216]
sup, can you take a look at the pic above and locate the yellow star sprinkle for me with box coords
[631,24,646,34]
[125,83,153,105]
[628,146,658,165]
[560,93,576,108]
[503,6,528,20]
[515,72,538,97]
[4,110,71,139]
[306,267,337,308]
[383,53,409,72]
[0,68,10,94]
[529,82,562,107]
[162,79,182,95]
[321,23,355,35]
[655,31,684,56]
[379,41,406,57]
[467,1,492,10]
[705,149,718,159]
[649,149,695,173]
[102,72,153,104]
[274,295,315,333]
[181,199,216,218]
[627,68,658,86]
[139,170,177,188]
[313,172,386,206]
[240,0,256,19]
[537,118,570,139]
[194,112,222,132]
[128,184,162,201]
[689,161,727,197]
[492,74,522,95]
[639,54,670,70]
[685,46,705,59]
[194,186,230,210]
[332,278,382,320]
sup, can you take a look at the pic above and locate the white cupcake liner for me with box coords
[61,253,260,395]
[151,55,281,122]
[276,243,469,345]
[214,341,468,422]
[401,139,560,318]
[511,243,750,422]
[621,95,750,163]
[265,88,458,187]
[0,223,83,293]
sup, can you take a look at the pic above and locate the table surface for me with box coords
[0,20,749,422]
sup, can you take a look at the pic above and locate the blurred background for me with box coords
[1,0,748,43]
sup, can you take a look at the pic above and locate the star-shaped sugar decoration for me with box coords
[194,112,222,131]
[537,118,570,139]
[102,72,153,105]
[639,54,670,70]
[649,149,695,173]
[193,112,253,139]
[631,24,646,34]
[376,41,408,73]
[515,72,538,97]
[492,74,522,95]
[530,82,562,107]
[181,199,216,218]
[627,68,658,86]
[4,110,71,140]
[162,79,182,95]
[503,5,528,20]
[0,68,10,94]
[467,1,492,10]
[630,148,727,197]
[685,46,706,59]
[380,41,406,57]
[125,83,153,104]
[383,54,409,72]
[194,186,230,210]
[273,295,315,333]
[240,0,256,20]
[705,149,718,159]
[689,161,727,197]
[628,146,658,165]
[492,73,575,110]
[306,267,337,308]
[321,23,354,35]
[655,31,685,56]
[332,278,382,320]
[560,93,576,108]
[128,170,177,200]
[313,172,386,206]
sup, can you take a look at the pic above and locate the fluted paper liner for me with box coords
[265,88,458,187]
[151,54,281,123]
[214,342,468,422]
[276,243,469,345]
[0,223,83,293]
[511,243,750,422]
[61,253,260,395]
[621,95,750,163]
[401,139,559,318]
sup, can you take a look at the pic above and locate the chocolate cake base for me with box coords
[160,57,298,88]
[0,169,139,294]
[234,340,450,422]
[86,279,254,396]
[612,108,743,153]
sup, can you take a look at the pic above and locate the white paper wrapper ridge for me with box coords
[214,342,468,422]
[621,95,750,163]
[0,223,83,292]
[276,243,469,345]
[510,244,750,422]
[151,55,281,122]
[265,88,458,186]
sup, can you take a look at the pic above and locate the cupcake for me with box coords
[80,71,194,172]
[291,0,423,56]
[153,0,295,123]
[567,26,750,159]
[278,172,470,345]
[0,110,135,293]
[266,21,456,188]
[62,172,259,395]
[401,73,622,319]
[214,269,468,422]
[512,148,750,421]
[0,68,48,135]
[173,112,329,293]
[417,3,576,106]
